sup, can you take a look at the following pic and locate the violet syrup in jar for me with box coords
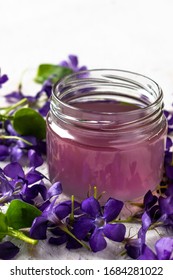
[46,69,167,202]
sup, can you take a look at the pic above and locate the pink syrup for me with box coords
[47,101,167,202]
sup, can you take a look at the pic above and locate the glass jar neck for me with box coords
[50,69,165,142]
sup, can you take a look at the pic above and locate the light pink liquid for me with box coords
[47,102,166,201]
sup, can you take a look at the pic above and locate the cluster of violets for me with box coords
[0,56,173,260]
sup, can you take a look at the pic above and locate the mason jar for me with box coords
[46,69,167,202]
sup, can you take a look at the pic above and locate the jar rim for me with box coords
[52,68,163,117]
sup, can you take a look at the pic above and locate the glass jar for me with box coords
[46,69,167,202]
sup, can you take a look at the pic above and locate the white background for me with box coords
[1,0,173,108]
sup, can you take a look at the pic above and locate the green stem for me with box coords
[0,98,28,115]
[111,216,138,224]
[0,114,14,121]
[8,228,38,245]
[128,202,144,208]
[0,135,33,146]
[156,185,168,195]
[149,221,164,230]
[69,195,75,224]
[59,224,91,251]
[93,186,97,199]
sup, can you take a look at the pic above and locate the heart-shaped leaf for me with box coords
[13,108,46,140]
[6,199,41,230]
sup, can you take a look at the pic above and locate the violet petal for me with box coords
[28,149,44,168]
[5,91,23,102]
[89,229,107,252]
[103,198,124,222]
[5,121,18,136]
[155,237,173,260]
[46,182,62,199]
[58,61,69,68]
[0,145,9,161]
[166,137,172,150]
[73,217,94,239]
[141,212,151,231]
[30,216,48,239]
[25,168,45,184]
[165,165,173,179]
[3,162,24,179]
[49,235,67,246]
[143,190,158,210]
[66,236,83,249]
[138,244,157,260]
[103,223,126,242]
[69,55,78,68]
[0,241,19,260]
[159,196,173,215]
[0,169,13,202]
[81,197,101,218]
[54,202,71,220]
[0,74,8,86]
[39,101,50,117]
[125,238,142,259]
[21,183,47,201]
[10,145,23,162]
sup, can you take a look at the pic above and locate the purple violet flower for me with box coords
[30,199,80,241]
[5,80,51,117]
[0,145,9,161]
[125,237,142,259]
[73,197,126,252]
[158,194,173,226]
[59,55,87,72]
[143,190,160,222]
[0,74,8,88]
[0,241,19,260]
[0,168,14,204]
[125,212,151,259]
[165,164,173,180]
[166,136,172,151]
[143,190,158,211]
[0,162,62,208]
[4,91,23,103]
[138,237,173,260]
[0,120,45,166]
[164,109,173,134]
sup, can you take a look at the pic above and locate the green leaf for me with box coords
[34,64,73,84]
[0,212,8,240]
[13,108,46,140]
[6,200,41,230]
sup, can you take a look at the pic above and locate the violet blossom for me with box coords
[5,82,50,117]
[158,194,173,226]
[143,190,161,222]
[5,55,86,118]
[59,55,87,72]
[125,211,151,259]
[30,199,81,243]
[164,109,173,134]
[138,237,173,260]
[0,120,45,166]
[73,197,126,252]
[0,74,8,88]
[0,241,19,260]
[0,162,62,208]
